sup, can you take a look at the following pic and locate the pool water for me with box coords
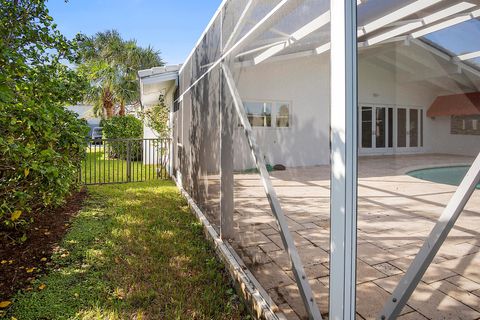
[408,166,480,189]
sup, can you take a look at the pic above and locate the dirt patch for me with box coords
[0,189,87,301]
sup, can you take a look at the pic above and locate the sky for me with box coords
[47,0,223,65]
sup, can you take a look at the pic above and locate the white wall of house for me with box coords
[358,58,480,157]
[227,47,480,171]
[234,54,331,170]
[142,83,175,165]
[426,116,480,156]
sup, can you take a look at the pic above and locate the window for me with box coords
[244,101,291,128]
[276,103,290,127]
[451,115,480,135]
[245,102,272,127]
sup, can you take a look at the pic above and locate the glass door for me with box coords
[360,105,423,154]
[360,105,394,154]
[361,106,373,149]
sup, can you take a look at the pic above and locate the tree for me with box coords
[77,30,164,118]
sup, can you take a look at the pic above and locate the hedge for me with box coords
[102,115,143,160]
[0,104,89,234]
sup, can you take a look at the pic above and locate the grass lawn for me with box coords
[6,180,249,319]
[81,146,167,184]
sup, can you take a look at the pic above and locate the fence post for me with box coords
[126,140,131,182]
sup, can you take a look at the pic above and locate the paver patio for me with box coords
[216,154,480,320]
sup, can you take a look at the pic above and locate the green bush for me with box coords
[0,0,89,238]
[0,104,89,233]
[102,115,143,160]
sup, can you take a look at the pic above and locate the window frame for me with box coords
[242,99,292,129]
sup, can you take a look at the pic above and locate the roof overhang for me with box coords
[138,65,181,107]
[427,91,480,117]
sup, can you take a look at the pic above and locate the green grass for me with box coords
[6,180,249,319]
[81,147,166,184]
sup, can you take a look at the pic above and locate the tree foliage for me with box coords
[0,0,89,236]
[102,115,144,160]
[141,95,170,138]
[77,30,164,118]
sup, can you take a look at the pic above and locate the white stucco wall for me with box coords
[173,45,479,172]
[234,54,331,170]
[228,50,479,170]
[426,116,480,156]
[142,85,175,165]
[358,58,480,157]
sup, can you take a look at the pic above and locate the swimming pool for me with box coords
[408,166,480,189]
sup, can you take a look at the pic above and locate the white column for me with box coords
[329,0,358,319]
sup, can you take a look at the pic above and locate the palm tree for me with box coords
[78,30,164,118]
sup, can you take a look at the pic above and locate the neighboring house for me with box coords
[138,65,181,167]
[66,104,101,134]
[138,65,181,140]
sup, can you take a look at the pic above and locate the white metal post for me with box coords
[329,0,358,320]
[380,152,480,319]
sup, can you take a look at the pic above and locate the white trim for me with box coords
[357,0,443,37]
[359,104,425,155]
[253,10,331,65]
[457,50,480,61]
[363,2,477,46]
[242,99,293,129]
[411,8,480,38]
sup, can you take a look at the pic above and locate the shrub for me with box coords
[102,115,143,160]
[0,0,89,238]
[0,104,89,234]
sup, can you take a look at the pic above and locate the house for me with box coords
[138,1,480,319]
[66,104,101,133]
[139,4,480,173]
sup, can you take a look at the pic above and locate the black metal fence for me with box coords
[80,138,170,185]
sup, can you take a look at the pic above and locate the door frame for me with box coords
[359,103,424,155]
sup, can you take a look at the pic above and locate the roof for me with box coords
[66,105,98,120]
[138,65,181,85]
[138,65,181,107]
[427,91,480,117]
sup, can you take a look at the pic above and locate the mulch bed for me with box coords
[0,189,88,301]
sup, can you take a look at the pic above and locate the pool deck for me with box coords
[226,154,480,320]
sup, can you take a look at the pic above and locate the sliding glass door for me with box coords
[360,105,423,154]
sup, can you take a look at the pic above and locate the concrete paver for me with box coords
[207,154,480,319]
